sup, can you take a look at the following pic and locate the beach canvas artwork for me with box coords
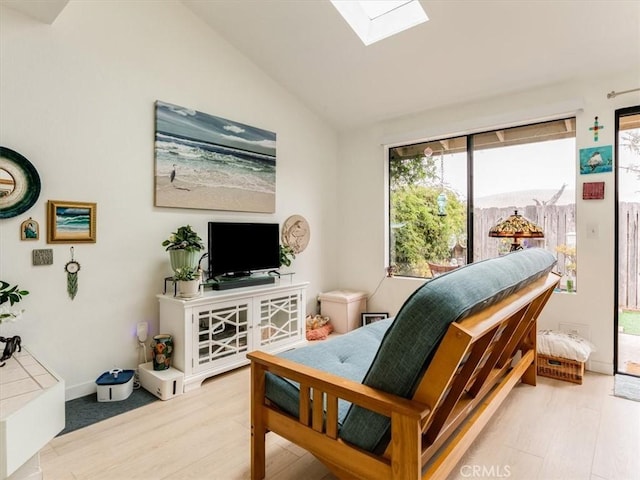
[154,100,276,213]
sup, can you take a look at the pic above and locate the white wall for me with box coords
[337,69,640,375]
[0,0,339,398]
[2,1,636,399]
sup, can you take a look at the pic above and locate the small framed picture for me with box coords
[583,181,605,200]
[362,312,389,326]
[47,200,97,243]
[579,145,612,174]
[20,217,39,240]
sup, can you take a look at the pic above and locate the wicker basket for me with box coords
[537,354,584,384]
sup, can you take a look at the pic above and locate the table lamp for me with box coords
[488,209,544,251]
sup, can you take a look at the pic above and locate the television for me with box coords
[208,222,280,278]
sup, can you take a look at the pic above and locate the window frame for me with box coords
[388,116,576,279]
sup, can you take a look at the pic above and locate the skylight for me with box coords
[330,0,428,46]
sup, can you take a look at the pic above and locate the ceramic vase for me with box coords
[151,334,173,371]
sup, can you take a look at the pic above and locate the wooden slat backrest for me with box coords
[412,272,559,450]
[424,325,498,443]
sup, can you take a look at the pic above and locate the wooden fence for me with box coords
[619,202,639,310]
[473,204,576,268]
[473,203,639,309]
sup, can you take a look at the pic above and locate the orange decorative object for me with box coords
[306,324,334,341]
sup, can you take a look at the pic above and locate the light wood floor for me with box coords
[40,369,640,480]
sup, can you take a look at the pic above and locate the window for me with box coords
[389,118,576,284]
[330,0,428,46]
[389,136,468,277]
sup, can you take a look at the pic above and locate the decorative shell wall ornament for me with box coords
[282,215,310,254]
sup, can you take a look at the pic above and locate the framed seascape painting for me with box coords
[154,100,276,213]
[47,200,96,243]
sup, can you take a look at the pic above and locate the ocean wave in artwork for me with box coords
[56,214,90,232]
[155,133,275,194]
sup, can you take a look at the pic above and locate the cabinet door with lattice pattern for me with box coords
[192,300,249,372]
[256,292,302,348]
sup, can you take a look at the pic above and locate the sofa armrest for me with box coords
[249,349,430,480]
[248,350,430,422]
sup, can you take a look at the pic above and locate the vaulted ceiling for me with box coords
[4,0,640,132]
[183,0,640,131]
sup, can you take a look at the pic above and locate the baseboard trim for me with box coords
[65,380,97,401]
[587,359,613,375]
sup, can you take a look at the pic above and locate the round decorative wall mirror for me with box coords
[0,147,41,219]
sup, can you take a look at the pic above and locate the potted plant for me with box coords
[0,280,29,324]
[555,244,576,292]
[279,245,296,268]
[162,225,205,275]
[1,280,28,365]
[173,267,201,298]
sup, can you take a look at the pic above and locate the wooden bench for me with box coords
[427,261,459,277]
[249,251,559,480]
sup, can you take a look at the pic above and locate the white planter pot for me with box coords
[178,280,200,298]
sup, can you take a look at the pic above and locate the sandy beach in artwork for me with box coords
[53,231,93,240]
[155,176,275,213]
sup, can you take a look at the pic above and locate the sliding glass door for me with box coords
[616,106,640,377]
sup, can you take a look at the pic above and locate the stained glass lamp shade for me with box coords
[488,210,544,251]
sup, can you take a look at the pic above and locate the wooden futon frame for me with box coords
[248,271,560,479]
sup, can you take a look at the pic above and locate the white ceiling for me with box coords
[3,1,639,131]
[1,0,68,24]
[183,0,640,131]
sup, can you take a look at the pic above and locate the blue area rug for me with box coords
[614,374,640,402]
[57,387,158,436]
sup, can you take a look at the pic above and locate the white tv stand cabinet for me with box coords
[158,281,308,392]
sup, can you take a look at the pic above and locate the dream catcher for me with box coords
[64,246,81,300]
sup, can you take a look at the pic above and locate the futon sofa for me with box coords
[248,249,559,479]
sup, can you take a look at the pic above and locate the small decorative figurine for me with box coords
[0,335,22,367]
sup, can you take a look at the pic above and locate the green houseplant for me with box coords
[173,267,200,281]
[173,267,201,298]
[162,225,205,275]
[279,245,296,268]
[0,280,29,323]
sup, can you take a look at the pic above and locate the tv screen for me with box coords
[208,222,280,278]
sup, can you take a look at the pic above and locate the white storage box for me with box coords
[318,290,367,333]
[96,369,134,402]
[138,362,184,400]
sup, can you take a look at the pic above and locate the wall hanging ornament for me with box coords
[589,116,604,142]
[282,215,310,254]
[437,150,447,216]
[65,246,81,300]
[0,146,41,219]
